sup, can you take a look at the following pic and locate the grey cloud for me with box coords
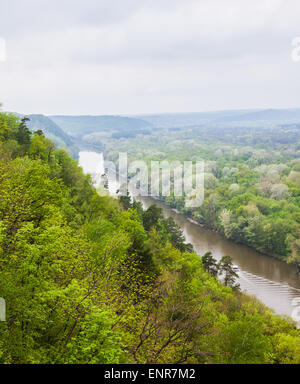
[0,0,300,114]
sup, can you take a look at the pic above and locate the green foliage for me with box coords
[0,112,299,364]
[218,255,240,290]
[100,112,300,266]
[202,251,218,278]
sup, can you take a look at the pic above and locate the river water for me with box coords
[79,151,300,325]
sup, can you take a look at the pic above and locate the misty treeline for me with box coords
[104,120,300,269]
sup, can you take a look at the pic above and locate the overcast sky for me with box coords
[0,0,300,115]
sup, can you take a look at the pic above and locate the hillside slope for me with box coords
[50,115,152,137]
[26,114,78,158]
[0,111,300,364]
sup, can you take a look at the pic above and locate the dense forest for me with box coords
[99,113,300,269]
[1,111,300,364]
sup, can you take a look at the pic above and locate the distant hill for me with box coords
[27,114,74,146]
[49,115,152,138]
[134,109,300,127]
[213,109,300,124]
[12,109,300,159]
[134,110,259,128]
[25,114,79,158]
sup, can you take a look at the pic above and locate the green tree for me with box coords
[16,117,31,153]
[218,255,240,289]
[202,251,218,278]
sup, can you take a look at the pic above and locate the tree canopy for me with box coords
[0,112,299,364]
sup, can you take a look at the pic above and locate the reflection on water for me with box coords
[79,151,300,325]
[140,197,300,324]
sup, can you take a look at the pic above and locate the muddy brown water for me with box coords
[79,151,300,325]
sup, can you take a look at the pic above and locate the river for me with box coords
[79,151,300,325]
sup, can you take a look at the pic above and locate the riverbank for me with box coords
[138,195,300,324]
[156,196,293,264]
[78,151,300,322]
